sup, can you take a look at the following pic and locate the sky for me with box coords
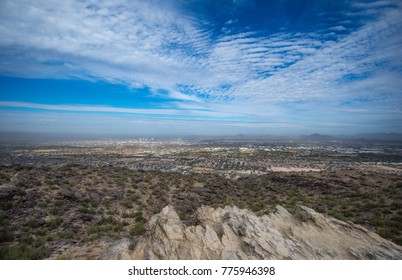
[0,0,401,136]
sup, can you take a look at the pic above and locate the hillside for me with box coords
[0,164,401,259]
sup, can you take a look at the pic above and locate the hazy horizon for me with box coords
[1,130,402,144]
[1,0,402,135]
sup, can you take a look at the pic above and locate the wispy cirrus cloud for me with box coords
[0,101,245,120]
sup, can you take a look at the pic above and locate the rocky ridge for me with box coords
[104,204,402,260]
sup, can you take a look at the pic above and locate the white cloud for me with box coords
[224,19,238,25]
[330,25,347,31]
[352,0,398,9]
[0,0,401,133]
[0,101,241,119]
[0,0,210,88]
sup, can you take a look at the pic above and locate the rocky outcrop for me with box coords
[107,205,402,260]
[102,238,133,260]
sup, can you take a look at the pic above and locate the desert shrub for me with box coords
[129,194,140,203]
[86,215,125,236]
[153,207,162,214]
[0,244,49,260]
[371,214,384,227]
[57,231,75,239]
[120,200,133,209]
[57,253,72,260]
[390,202,400,211]
[0,172,10,182]
[54,200,63,207]
[0,231,14,243]
[25,218,40,228]
[16,189,27,196]
[378,228,393,240]
[15,181,28,188]
[129,222,146,236]
[331,212,346,221]
[87,225,99,236]
[78,207,96,215]
[48,207,60,215]
[122,211,135,219]
[32,179,42,186]
[135,212,145,223]
[37,201,48,209]
[47,217,63,230]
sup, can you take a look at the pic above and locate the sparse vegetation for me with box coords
[0,137,401,259]
[0,243,49,260]
[130,222,146,236]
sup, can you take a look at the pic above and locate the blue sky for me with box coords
[0,0,401,136]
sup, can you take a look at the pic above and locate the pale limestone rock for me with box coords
[101,238,132,260]
[122,205,402,260]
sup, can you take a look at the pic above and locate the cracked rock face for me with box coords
[110,205,402,260]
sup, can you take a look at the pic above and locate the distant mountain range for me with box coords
[0,131,401,144]
[352,133,402,140]
[302,133,336,141]
[301,133,402,142]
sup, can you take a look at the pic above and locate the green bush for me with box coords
[49,206,60,215]
[129,222,146,236]
[57,231,74,239]
[47,217,63,230]
[25,218,40,228]
[0,244,49,260]
[78,207,96,214]
[0,231,14,242]
[120,200,133,209]
[0,201,12,211]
